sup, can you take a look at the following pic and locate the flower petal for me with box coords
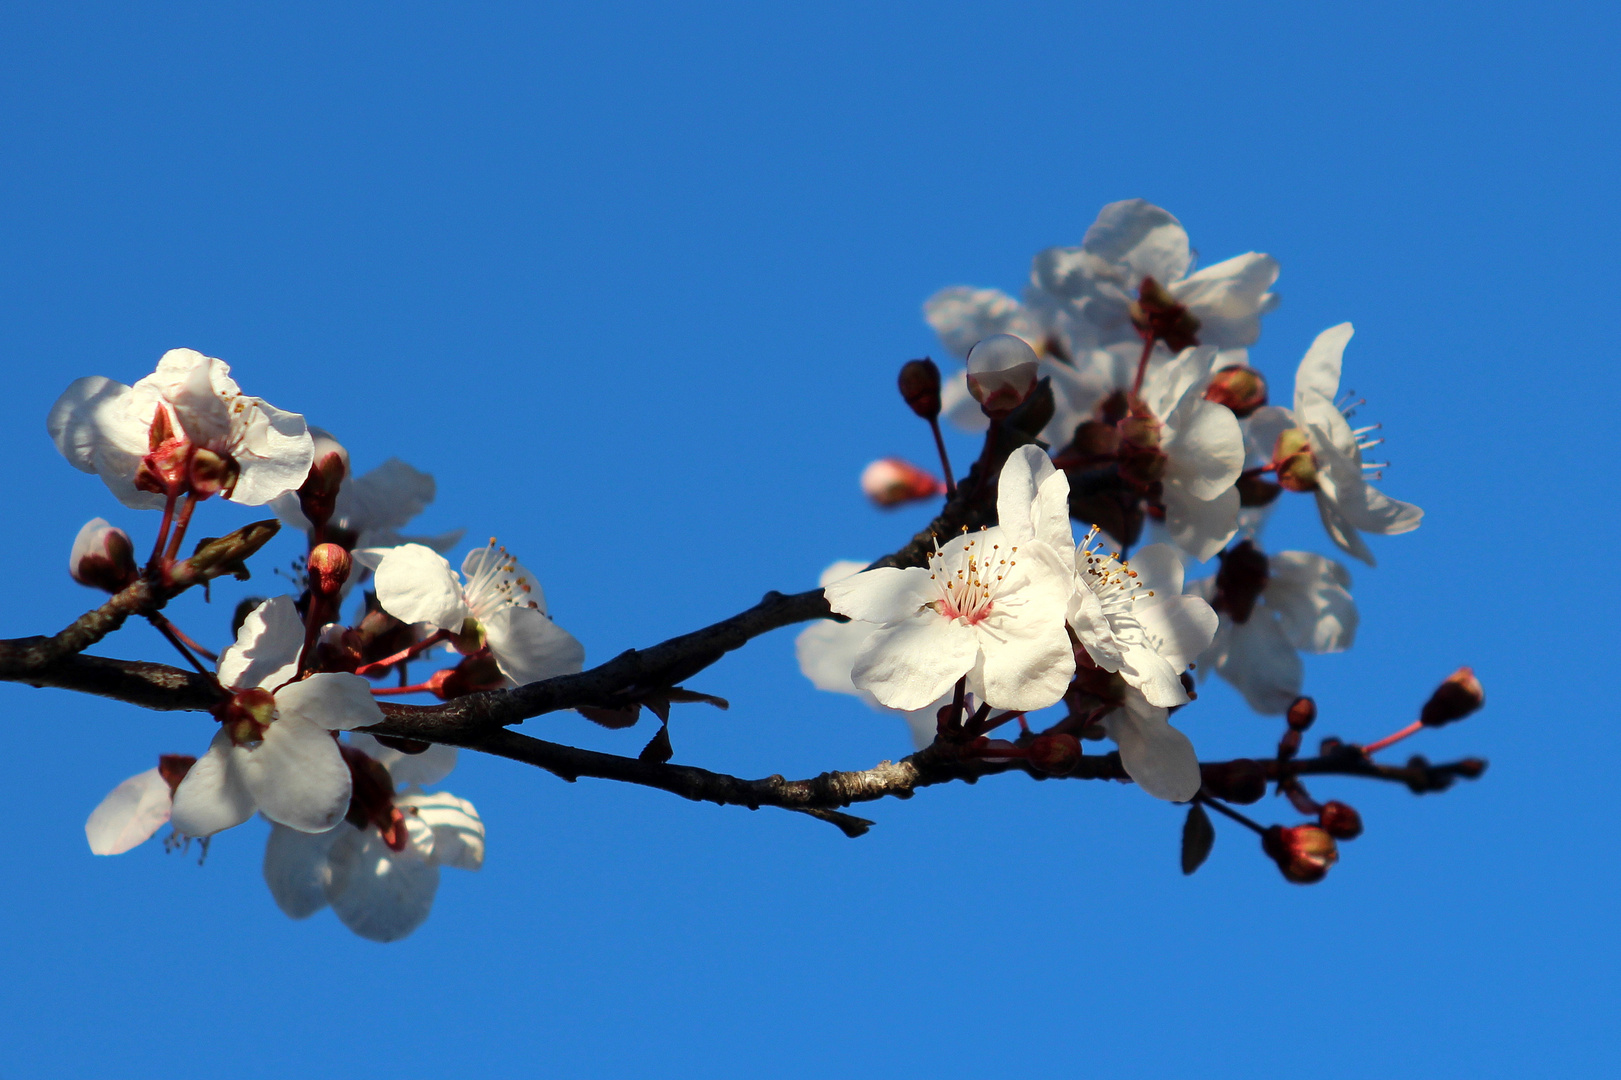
[325,828,441,943]
[1104,694,1201,802]
[275,672,384,732]
[794,618,872,698]
[218,596,304,692]
[401,789,485,871]
[925,286,1025,358]
[262,822,339,919]
[374,544,471,629]
[347,732,460,788]
[1216,613,1304,714]
[1136,593,1220,676]
[1292,323,1352,414]
[1171,252,1281,349]
[1162,483,1241,563]
[823,566,936,625]
[228,398,314,506]
[483,606,586,687]
[1164,396,1245,501]
[851,614,979,711]
[170,730,258,837]
[997,445,1075,564]
[238,717,352,833]
[85,767,173,855]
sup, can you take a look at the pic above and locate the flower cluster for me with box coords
[57,351,580,939]
[800,199,1426,832]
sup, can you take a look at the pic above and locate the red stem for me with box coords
[1362,719,1424,756]
[354,629,452,677]
[1129,335,1156,398]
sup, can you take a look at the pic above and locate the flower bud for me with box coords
[1272,428,1319,493]
[965,334,1040,418]
[860,458,946,508]
[1453,757,1488,779]
[430,652,505,699]
[897,359,942,420]
[217,687,277,746]
[307,543,352,597]
[188,447,240,500]
[69,518,138,593]
[1128,276,1201,351]
[1419,666,1484,728]
[298,429,351,531]
[1026,733,1082,775]
[1286,696,1317,732]
[1199,758,1267,804]
[1203,365,1268,418]
[1262,824,1339,884]
[1318,800,1363,840]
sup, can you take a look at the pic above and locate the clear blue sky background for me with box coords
[1,3,1616,1077]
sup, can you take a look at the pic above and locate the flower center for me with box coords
[1076,526,1153,619]
[928,532,1014,626]
[463,538,542,618]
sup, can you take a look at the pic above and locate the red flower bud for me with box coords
[897,359,942,420]
[1286,697,1317,732]
[1420,666,1484,728]
[861,458,946,508]
[1026,734,1082,776]
[1277,728,1302,762]
[1318,801,1363,840]
[1262,824,1339,884]
[307,543,352,598]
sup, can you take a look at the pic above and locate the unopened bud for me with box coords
[897,359,942,420]
[1454,757,1488,779]
[1319,736,1345,755]
[69,518,138,593]
[1420,666,1484,728]
[298,429,351,530]
[1272,428,1318,493]
[431,652,504,699]
[307,543,352,596]
[965,334,1040,418]
[1286,697,1317,732]
[860,458,946,508]
[1200,758,1267,804]
[1128,276,1201,351]
[1262,824,1339,884]
[1204,365,1268,418]
[1318,801,1363,840]
[217,687,277,746]
[1026,733,1082,775]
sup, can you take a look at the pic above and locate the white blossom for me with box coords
[1134,346,1247,560]
[170,597,383,837]
[367,541,585,688]
[85,767,174,855]
[48,348,313,509]
[271,427,463,553]
[1102,687,1201,803]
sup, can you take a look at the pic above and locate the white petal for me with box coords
[85,767,173,855]
[1244,405,1295,464]
[47,376,161,509]
[794,619,872,698]
[1128,543,1186,596]
[1265,552,1357,653]
[218,596,305,691]
[1068,584,1123,670]
[275,672,384,732]
[899,702,945,750]
[1081,199,1192,286]
[227,399,314,506]
[484,606,586,687]
[1104,695,1201,802]
[462,544,549,616]
[1164,397,1245,501]
[336,458,437,535]
[851,614,979,711]
[401,789,485,871]
[347,732,460,788]
[262,822,339,918]
[325,828,441,943]
[823,566,937,624]
[1216,613,1304,714]
[1314,490,1377,566]
[238,717,351,833]
[817,560,870,589]
[170,730,258,837]
[924,286,1024,358]
[1136,593,1220,674]
[940,368,991,434]
[972,544,1076,711]
[1292,323,1353,414]
[1162,483,1241,563]
[996,445,1074,564]
[373,544,471,629]
[1171,252,1281,349]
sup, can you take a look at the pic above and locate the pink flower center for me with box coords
[928,533,1015,627]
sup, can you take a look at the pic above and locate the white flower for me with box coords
[1031,199,1280,351]
[1069,539,1217,708]
[262,736,483,943]
[1260,324,1423,565]
[270,428,463,553]
[84,756,193,855]
[795,561,949,750]
[1189,543,1358,714]
[1102,687,1201,803]
[824,448,1075,712]
[367,541,585,687]
[48,348,313,509]
[170,597,383,837]
[1132,346,1248,560]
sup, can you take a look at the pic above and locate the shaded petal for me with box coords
[483,606,586,687]
[262,822,339,919]
[1163,484,1240,563]
[228,399,314,506]
[972,543,1076,711]
[85,767,173,855]
[1081,199,1192,285]
[1104,695,1201,802]
[462,544,549,617]
[401,789,485,871]
[1136,593,1220,674]
[238,717,351,833]
[218,596,304,691]
[1293,323,1352,413]
[325,828,441,943]
[1265,552,1357,653]
[1069,585,1123,670]
[1171,252,1281,349]
[1217,613,1304,714]
[337,458,436,535]
[924,286,1024,358]
[347,732,459,788]
[851,614,978,711]
[1244,405,1295,464]
[276,672,383,732]
[373,544,470,629]
[940,368,991,434]
[1164,397,1245,501]
[823,566,936,624]
[1314,490,1377,566]
[170,730,257,837]
[47,376,161,509]
[794,618,872,698]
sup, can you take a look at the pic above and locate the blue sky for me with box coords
[1,2,1617,1077]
